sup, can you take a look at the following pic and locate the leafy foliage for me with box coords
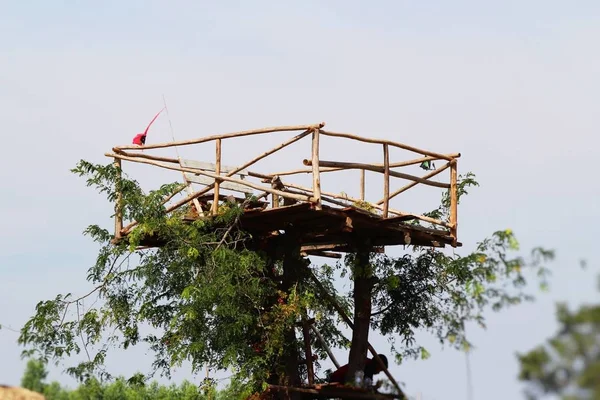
[17,160,554,398]
[517,280,600,400]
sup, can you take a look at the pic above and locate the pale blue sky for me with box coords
[1,1,599,399]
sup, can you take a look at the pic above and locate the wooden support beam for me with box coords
[320,129,454,161]
[113,158,123,240]
[383,144,389,218]
[301,320,315,385]
[360,169,365,201]
[312,127,322,210]
[116,123,324,150]
[450,159,458,246]
[307,270,406,399]
[310,324,340,369]
[212,139,222,215]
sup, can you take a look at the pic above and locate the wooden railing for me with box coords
[106,122,460,245]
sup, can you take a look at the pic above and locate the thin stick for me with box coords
[212,139,222,215]
[383,145,389,218]
[312,127,322,210]
[267,166,343,177]
[360,169,365,201]
[310,325,340,369]
[376,162,451,205]
[303,159,449,189]
[307,271,406,399]
[450,160,458,246]
[114,158,123,239]
[118,129,312,234]
[320,129,453,161]
[116,123,324,150]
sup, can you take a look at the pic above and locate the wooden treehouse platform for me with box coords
[108,122,461,258]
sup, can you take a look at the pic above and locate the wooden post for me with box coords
[312,127,322,210]
[360,169,365,201]
[450,159,458,246]
[212,139,222,215]
[114,158,123,239]
[383,144,390,218]
[301,321,315,385]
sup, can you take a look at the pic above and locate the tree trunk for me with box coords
[277,231,303,399]
[346,245,373,385]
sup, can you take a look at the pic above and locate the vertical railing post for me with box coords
[311,127,322,210]
[359,169,365,201]
[450,159,458,246]
[382,144,390,218]
[212,139,222,215]
[114,157,123,239]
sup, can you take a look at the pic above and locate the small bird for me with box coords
[132,108,165,146]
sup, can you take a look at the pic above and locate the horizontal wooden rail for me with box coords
[303,159,450,189]
[116,123,324,151]
[320,129,455,161]
[376,162,451,205]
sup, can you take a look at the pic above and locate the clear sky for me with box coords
[1,1,599,399]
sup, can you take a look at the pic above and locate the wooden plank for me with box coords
[180,159,248,176]
[184,172,253,194]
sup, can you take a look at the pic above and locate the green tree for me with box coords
[517,279,600,400]
[21,358,48,394]
[18,160,554,399]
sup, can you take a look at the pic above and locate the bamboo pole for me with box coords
[306,271,406,399]
[283,181,452,229]
[212,139,222,215]
[114,158,123,239]
[376,162,452,205]
[450,159,458,246]
[310,325,340,369]
[383,144,389,218]
[312,127,322,210]
[360,169,365,201]
[303,159,449,189]
[116,123,324,151]
[106,153,314,230]
[117,129,312,234]
[265,154,460,178]
[302,321,315,385]
[320,129,453,161]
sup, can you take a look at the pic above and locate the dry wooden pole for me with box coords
[301,321,315,385]
[265,154,461,178]
[114,149,180,164]
[382,144,390,218]
[117,129,312,234]
[303,159,449,189]
[450,159,458,246]
[212,139,222,215]
[116,123,324,151]
[306,270,406,399]
[320,129,453,161]
[309,324,340,369]
[376,162,452,205]
[360,169,365,201]
[312,127,322,210]
[113,158,123,239]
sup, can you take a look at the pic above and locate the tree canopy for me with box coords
[17,159,555,399]
[517,275,600,400]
